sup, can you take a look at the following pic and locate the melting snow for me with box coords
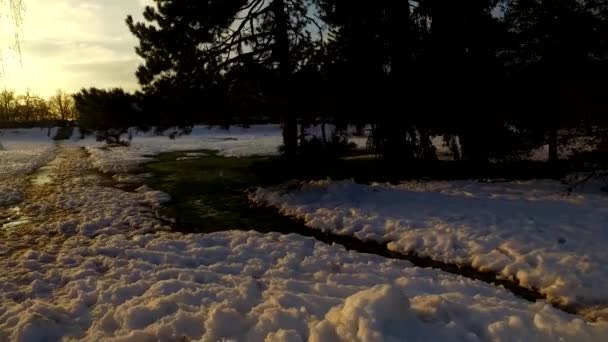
[0,127,606,340]
[251,179,608,320]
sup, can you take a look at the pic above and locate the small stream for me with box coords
[0,151,66,231]
[2,147,117,234]
[30,153,66,187]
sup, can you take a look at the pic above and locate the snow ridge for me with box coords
[250,179,608,320]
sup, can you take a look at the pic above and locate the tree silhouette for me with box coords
[504,0,608,162]
[1,0,25,66]
[123,0,608,166]
[0,0,24,150]
[74,88,141,144]
[48,89,75,121]
[316,0,424,160]
[127,0,322,154]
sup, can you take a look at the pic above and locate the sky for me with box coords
[0,0,152,97]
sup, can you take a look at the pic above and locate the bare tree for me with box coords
[48,89,75,121]
[0,0,25,150]
[2,1,24,54]
[0,89,16,122]
[15,88,34,121]
[32,95,50,121]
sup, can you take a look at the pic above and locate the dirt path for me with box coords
[0,146,110,257]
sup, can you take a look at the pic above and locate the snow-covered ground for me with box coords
[0,149,606,340]
[83,125,283,173]
[0,129,58,209]
[82,124,370,174]
[4,228,608,341]
[0,128,58,178]
[251,180,608,320]
[0,127,607,340]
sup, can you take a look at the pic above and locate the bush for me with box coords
[280,135,356,160]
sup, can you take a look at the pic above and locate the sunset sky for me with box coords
[0,0,151,97]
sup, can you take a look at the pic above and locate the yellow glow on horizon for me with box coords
[1,0,150,98]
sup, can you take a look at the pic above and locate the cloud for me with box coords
[61,59,141,91]
[62,59,140,76]
[1,0,150,97]
[22,39,136,59]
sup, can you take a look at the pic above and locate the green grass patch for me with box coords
[143,150,306,233]
[143,149,573,233]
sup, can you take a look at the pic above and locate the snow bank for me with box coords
[251,180,608,318]
[0,146,55,178]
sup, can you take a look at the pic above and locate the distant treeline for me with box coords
[0,89,76,127]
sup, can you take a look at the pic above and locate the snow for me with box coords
[0,129,58,212]
[83,125,284,173]
[81,124,368,173]
[0,128,57,178]
[0,127,607,340]
[5,229,608,341]
[251,179,608,320]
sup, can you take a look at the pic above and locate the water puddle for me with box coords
[30,154,66,186]
[2,217,30,229]
[31,171,53,186]
[0,207,31,230]
[113,173,152,184]
[175,152,209,161]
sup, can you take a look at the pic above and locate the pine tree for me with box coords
[317,0,424,161]
[126,0,321,155]
[503,0,607,162]
[416,0,511,162]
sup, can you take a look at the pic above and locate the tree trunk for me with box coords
[321,121,327,144]
[388,0,410,82]
[299,122,306,145]
[419,129,436,161]
[273,0,297,156]
[548,126,558,162]
[378,0,412,161]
